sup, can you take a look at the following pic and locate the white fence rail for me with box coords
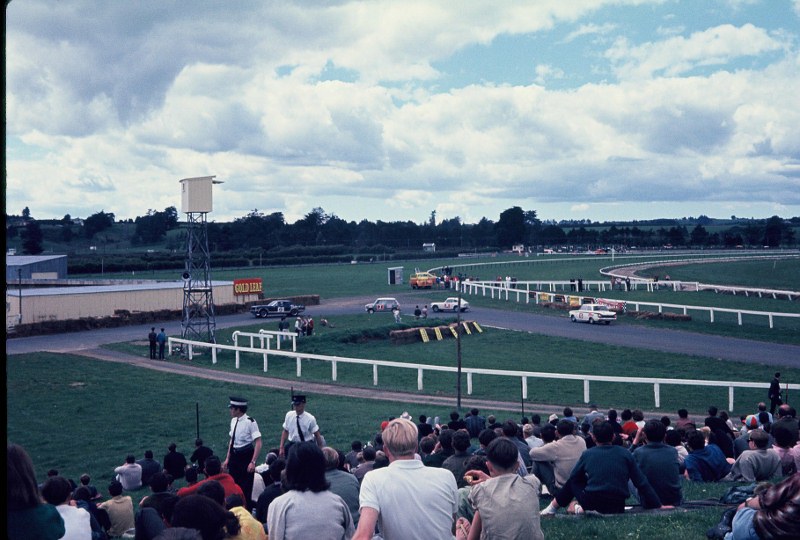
[167,336,798,412]
[462,281,800,328]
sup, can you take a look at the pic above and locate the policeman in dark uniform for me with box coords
[222,396,262,509]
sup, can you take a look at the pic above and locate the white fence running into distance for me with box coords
[460,280,800,329]
[168,333,799,412]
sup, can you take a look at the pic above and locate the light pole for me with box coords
[18,268,23,324]
[456,276,462,413]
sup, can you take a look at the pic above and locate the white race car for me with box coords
[569,304,617,325]
[430,297,470,312]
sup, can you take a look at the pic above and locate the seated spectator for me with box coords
[424,429,454,467]
[501,420,532,469]
[255,457,286,525]
[225,493,267,540]
[443,430,474,487]
[73,486,112,537]
[41,476,93,539]
[724,429,781,482]
[675,409,696,431]
[734,416,759,458]
[457,438,543,540]
[418,435,437,461]
[98,480,135,538]
[523,423,544,449]
[562,407,578,425]
[140,472,179,520]
[580,404,604,432]
[137,450,161,487]
[177,455,244,501]
[541,421,666,515]
[620,409,638,437]
[323,447,361,526]
[684,430,732,482]
[163,442,187,480]
[632,419,683,506]
[465,408,486,438]
[8,443,66,540]
[455,455,490,524]
[184,466,199,487]
[417,415,434,440]
[772,424,799,477]
[487,415,501,430]
[352,446,376,483]
[170,494,241,539]
[75,473,101,501]
[722,473,800,540]
[755,402,773,425]
[665,429,688,465]
[530,419,586,497]
[267,442,354,539]
[189,438,214,477]
[448,411,467,431]
[114,454,143,491]
[607,409,623,436]
[772,404,799,447]
[345,441,363,471]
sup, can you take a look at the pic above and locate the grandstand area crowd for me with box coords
[8,400,800,540]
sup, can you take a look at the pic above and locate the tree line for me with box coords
[6,205,798,257]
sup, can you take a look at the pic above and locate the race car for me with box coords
[250,300,305,318]
[365,297,400,313]
[568,304,617,324]
[410,272,437,289]
[430,297,470,312]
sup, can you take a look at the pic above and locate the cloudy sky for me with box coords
[6,0,800,225]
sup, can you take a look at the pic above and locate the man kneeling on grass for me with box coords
[540,421,671,515]
[456,437,544,540]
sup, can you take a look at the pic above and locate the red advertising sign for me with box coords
[233,278,263,296]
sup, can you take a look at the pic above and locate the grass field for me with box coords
[10,251,797,539]
[6,352,748,540]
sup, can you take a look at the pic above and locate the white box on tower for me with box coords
[180,176,222,213]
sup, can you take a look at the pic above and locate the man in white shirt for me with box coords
[42,476,93,539]
[354,418,458,540]
[114,454,143,491]
[279,394,324,457]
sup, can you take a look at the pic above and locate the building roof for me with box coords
[7,280,233,297]
[6,255,67,266]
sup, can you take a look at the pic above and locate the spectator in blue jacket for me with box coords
[684,430,732,482]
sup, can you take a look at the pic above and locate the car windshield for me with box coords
[268,301,281,307]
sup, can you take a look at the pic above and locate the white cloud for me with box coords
[607,24,785,80]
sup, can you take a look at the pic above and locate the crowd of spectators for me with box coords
[8,402,799,539]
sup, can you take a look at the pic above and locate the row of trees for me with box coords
[7,206,798,256]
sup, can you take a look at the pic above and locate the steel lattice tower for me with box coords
[178,175,222,353]
[181,211,216,347]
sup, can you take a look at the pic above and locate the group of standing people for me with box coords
[147,327,168,360]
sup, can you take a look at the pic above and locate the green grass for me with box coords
[6,352,757,539]
[642,258,800,290]
[104,315,800,415]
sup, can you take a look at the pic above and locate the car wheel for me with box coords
[289,309,297,316]
[570,315,577,322]
[432,306,440,312]
[368,308,374,314]
[453,306,459,312]
[258,309,268,317]
[588,317,596,324]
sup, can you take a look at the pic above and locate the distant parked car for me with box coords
[365,297,399,314]
[250,300,305,318]
[430,297,470,312]
[568,304,616,325]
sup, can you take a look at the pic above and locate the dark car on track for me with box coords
[250,300,305,318]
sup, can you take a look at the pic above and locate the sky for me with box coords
[5,0,800,226]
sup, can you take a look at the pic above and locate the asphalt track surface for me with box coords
[7,292,798,418]
[8,291,799,367]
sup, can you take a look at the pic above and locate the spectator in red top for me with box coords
[177,455,244,501]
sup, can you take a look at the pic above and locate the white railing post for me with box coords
[729,386,735,412]
[710,309,715,323]
[417,368,423,391]
[522,376,528,399]
[737,312,743,325]
[769,314,774,329]
[235,350,240,369]
[296,357,302,377]
[263,353,268,372]
[212,346,217,365]
[373,364,378,386]
[654,382,660,408]
[332,360,337,381]
[583,379,590,403]
[188,344,193,361]
[467,372,473,395]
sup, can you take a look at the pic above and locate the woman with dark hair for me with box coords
[168,494,240,540]
[267,442,354,539]
[726,473,800,540]
[7,443,66,540]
